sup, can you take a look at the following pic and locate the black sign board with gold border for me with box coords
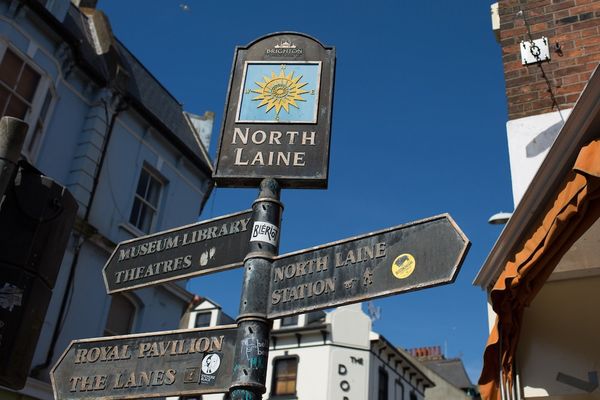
[102,210,253,294]
[51,325,237,400]
[267,214,470,318]
[214,32,335,188]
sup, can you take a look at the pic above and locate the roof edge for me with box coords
[372,334,436,389]
[241,31,333,50]
[183,111,214,173]
[162,281,195,303]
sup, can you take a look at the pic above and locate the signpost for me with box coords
[52,32,471,400]
[267,214,469,318]
[51,325,237,400]
[103,210,252,293]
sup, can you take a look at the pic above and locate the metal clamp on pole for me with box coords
[0,117,28,203]
[230,178,282,400]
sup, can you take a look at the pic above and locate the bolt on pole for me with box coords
[230,178,283,400]
[0,117,28,203]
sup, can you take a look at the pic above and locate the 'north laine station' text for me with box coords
[270,242,387,305]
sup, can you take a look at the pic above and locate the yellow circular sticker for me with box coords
[392,254,416,279]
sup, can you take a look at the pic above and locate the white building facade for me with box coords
[182,301,433,400]
[0,0,214,399]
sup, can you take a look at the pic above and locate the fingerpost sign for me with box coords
[51,32,471,400]
[51,326,237,400]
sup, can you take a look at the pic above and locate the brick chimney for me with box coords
[407,345,445,361]
[71,0,98,9]
[493,0,600,206]
[496,0,600,121]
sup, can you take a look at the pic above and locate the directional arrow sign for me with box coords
[267,214,469,318]
[103,210,252,294]
[51,325,237,400]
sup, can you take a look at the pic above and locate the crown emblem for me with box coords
[274,39,296,49]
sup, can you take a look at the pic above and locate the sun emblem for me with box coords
[251,65,309,121]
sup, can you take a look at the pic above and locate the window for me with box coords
[395,380,404,400]
[0,48,40,120]
[280,315,298,327]
[129,167,163,233]
[0,46,53,159]
[194,312,212,328]
[104,294,136,336]
[271,357,298,396]
[409,391,417,400]
[378,368,389,400]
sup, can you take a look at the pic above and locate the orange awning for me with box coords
[479,139,600,399]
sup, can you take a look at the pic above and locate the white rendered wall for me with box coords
[518,276,600,398]
[328,303,371,348]
[266,345,332,400]
[506,109,571,206]
[328,346,370,399]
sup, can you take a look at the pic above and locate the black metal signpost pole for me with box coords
[230,179,282,400]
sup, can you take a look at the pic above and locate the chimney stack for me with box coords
[71,0,98,9]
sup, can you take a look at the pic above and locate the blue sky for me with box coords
[99,0,513,382]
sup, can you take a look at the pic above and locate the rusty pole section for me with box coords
[0,117,28,202]
[230,178,282,400]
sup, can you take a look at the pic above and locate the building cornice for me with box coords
[371,334,435,390]
[474,65,600,289]
[272,323,330,336]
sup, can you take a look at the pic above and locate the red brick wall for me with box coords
[499,0,600,120]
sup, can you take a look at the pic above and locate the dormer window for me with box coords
[280,315,299,327]
[194,312,212,328]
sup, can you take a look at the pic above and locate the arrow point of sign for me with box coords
[267,213,471,319]
[436,214,471,285]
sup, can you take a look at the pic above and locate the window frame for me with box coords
[129,164,165,234]
[280,315,299,327]
[0,42,56,162]
[378,367,389,400]
[103,293,139,337]
[395,379,404,400]
[270,355,299,399]
[194,312,212,328]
